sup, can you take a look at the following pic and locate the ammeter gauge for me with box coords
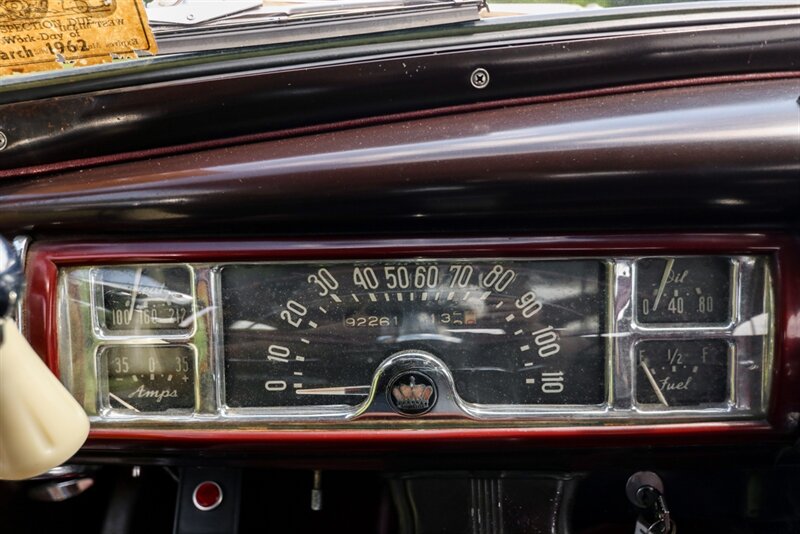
[102,345,196,413]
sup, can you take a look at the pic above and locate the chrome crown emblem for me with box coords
[388,372,437,416]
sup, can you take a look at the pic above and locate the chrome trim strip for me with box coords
[12,235,29,332]
[193,266,218,416]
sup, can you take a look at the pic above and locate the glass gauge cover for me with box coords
[636,339,729,407]
[103,345,195,412]
[98,265,195,334]
[635,257,732,325]
[221,260,607,408]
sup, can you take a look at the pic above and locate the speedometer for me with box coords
[221,260,607,408]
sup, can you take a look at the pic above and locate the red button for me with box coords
[192,481,223,511]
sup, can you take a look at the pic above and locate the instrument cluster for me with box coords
[56,247,774,428]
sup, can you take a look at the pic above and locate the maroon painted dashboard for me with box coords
[0,36,796,456]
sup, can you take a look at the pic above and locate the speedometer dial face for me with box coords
[221,260,607,408]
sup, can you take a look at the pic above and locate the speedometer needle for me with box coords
[295,385,370,396]
[639,360,669,407]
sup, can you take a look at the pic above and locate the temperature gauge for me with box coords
[636,340,729,407]
[635,257,732,325]
[98,265,195,335]
[103,345,195,413]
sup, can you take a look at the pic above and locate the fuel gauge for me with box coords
[636,340,730,407]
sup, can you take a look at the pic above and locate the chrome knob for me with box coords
[0,236,22,320]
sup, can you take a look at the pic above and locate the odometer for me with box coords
[221,260,607,408]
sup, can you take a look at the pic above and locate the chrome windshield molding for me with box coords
[59,254,774,429]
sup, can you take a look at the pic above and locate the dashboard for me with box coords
[0,5,799,532]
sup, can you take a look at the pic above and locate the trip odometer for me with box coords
[221,260,606,408]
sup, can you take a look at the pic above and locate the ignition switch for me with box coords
[626,471,677,534]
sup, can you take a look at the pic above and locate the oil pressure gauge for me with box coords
[635,257,732,325]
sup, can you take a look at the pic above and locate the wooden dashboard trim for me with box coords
[24,233,800,445]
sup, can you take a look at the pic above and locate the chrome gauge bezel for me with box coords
[96,343,200,416]
[57,255,774,428]
[631,258,739,330]
[89,265,198,340]
[631,338,736,413]
[214,258,612,418]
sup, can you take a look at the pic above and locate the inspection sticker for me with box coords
[0,0,157,75]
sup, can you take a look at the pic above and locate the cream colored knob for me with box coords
[0,320,89,480]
